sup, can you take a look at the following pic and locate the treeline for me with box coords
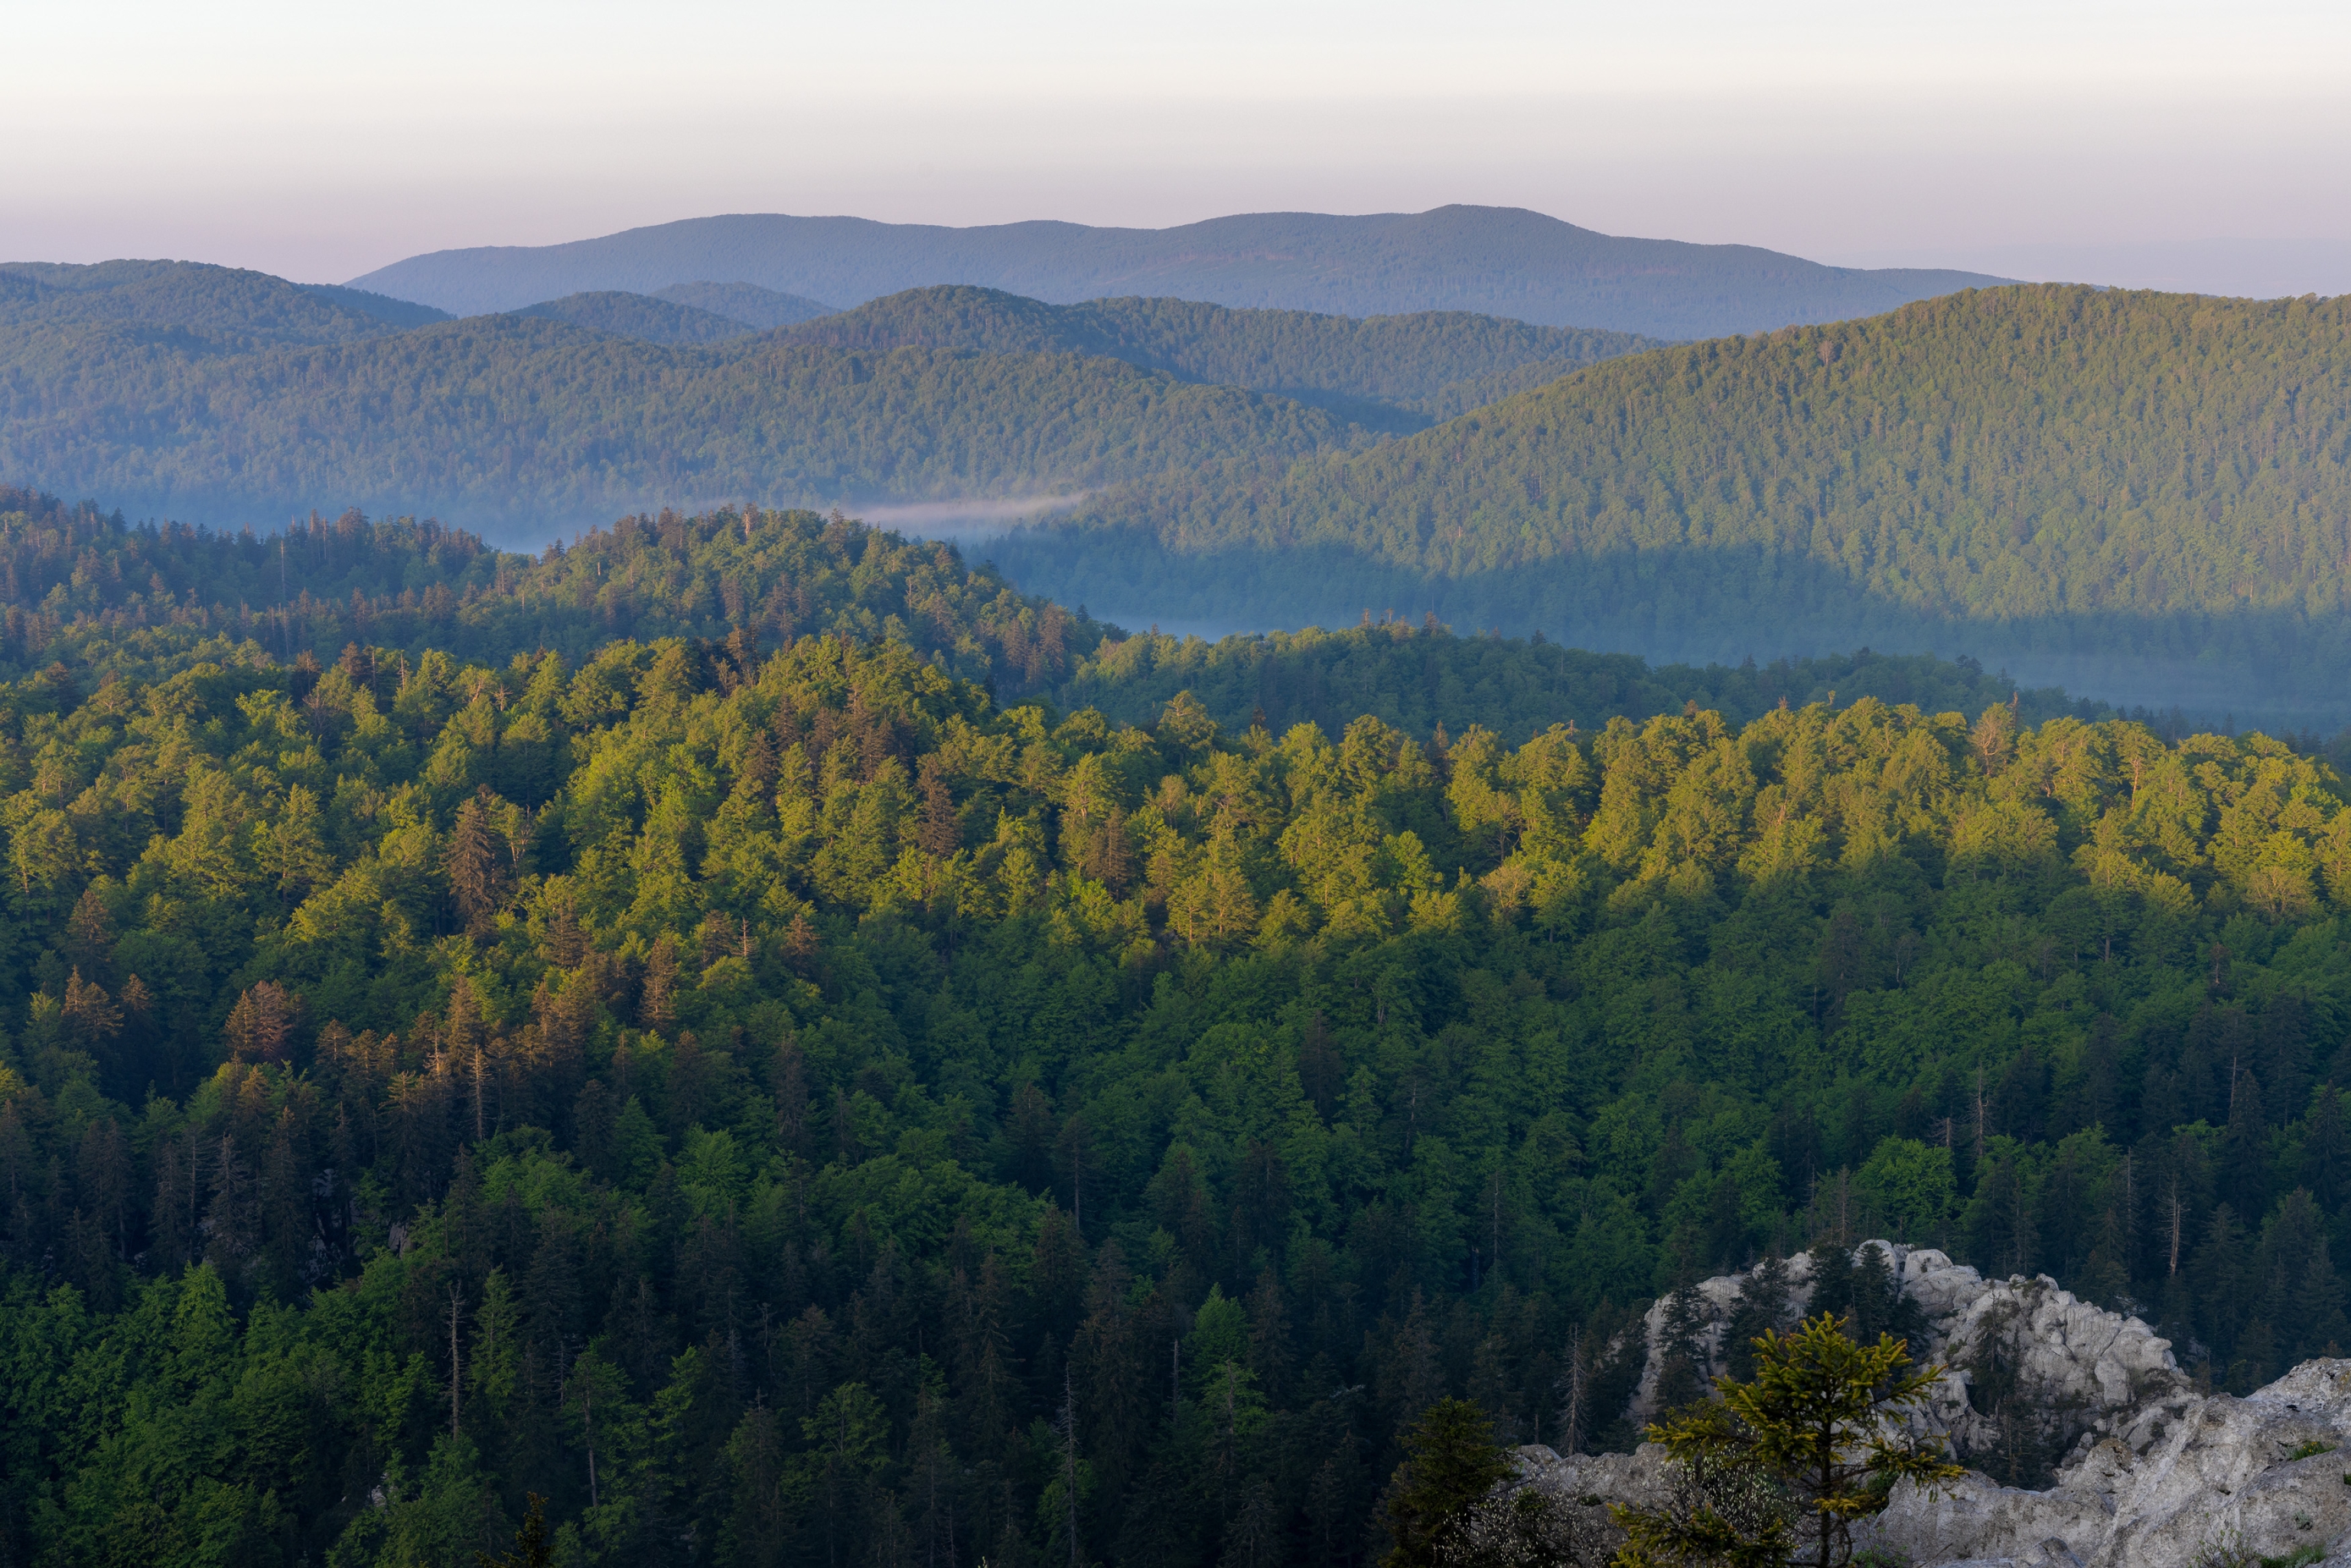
[0,488,1108,699]
[1003,286,2351,718]
[1,595,2350,1561]
[1063,622,2109,742]
[0,259,445,345]
[0,489,2131,745]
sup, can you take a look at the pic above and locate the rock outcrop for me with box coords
[1555,1242,2351,1567]
[1864,1359,2351,1567]
[1627,1243,2183,1466]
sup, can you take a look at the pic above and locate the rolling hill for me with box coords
[0,310,1365,534]
[0,259,449,345]
[779,286,1661,426]
[346,206,2007,338]
[0,483,2109,739]
[512,289,764,344]
[993,285,2351,719]
[648,278,834,327]
[14,260,2351,719]
[0,267,1673,532]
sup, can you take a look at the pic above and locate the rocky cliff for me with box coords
[1530,1242,2351,1567]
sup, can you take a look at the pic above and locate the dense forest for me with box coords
[1005,286,2351,722]
[344,205,2000,338]
[0,487,2117,743]
[647,283,835,332]
[778,288,1659,426]
[0,263,1677,532]
[1059,625,2111,745]
[24,266,2351,730]
[514,294,769,347]
[0,261,448,345]
[3,492,2351,1565]
[0,313,1358,531]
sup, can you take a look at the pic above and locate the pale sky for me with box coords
[11,0,2351,292]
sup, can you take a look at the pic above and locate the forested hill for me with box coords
[999,286,2351,722]
[0,260,449,344]
[1,572,2349,1563]
[0,265,1675,530]
[0,309,1362,531]
[513,291,767,345]
[347,205,2004,338]
[4,264,1672,531]
[781,286,1662,424]
[648,280,835,329]
[0,487,2113,740]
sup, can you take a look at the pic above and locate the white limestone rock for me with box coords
[1867,1359,2351,1566]
[1627,1242,2182,1455]
[1590,1242,2351,1567]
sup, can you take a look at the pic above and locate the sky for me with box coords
[10,0,2351,293]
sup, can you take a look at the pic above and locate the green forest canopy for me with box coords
[514,292,768,347]
[0,264,1672,532]
[647,281,836,330]
[0,260,448,345]
[19,263,2351,730]
[0,315,1358,531]
[0,487,2120,741]
[1000,285,2351,721]
[1,490,2350,1565]
[778,286,1661,425]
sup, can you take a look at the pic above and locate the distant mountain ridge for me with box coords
[0,259,449,346]
[347,206,2008,339]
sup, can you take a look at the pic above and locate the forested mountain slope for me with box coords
[0,264,1671,531]
[1060,623,2109,742]
[1000,286,2351,720]
[782,286,1662,426]
[0,277,1671,534]
[0,312,1362,532]
[0,260,449,345]
[0,488,2109,741]
[347,205,2006,338]
[0,579,2347,1564]
[513,291,765,345]
[648,280,835,328]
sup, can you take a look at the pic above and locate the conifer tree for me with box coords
[1615,1314,1962,1568]
[1378,1398,1514,1568]
[448,791,508,933]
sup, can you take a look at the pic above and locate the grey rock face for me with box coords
[1586,1242,2351,1566]
[1631,1244,2180,1455]
[1867,1359,2351,1566]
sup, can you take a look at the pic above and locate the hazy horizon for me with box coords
[14,0,2350,299]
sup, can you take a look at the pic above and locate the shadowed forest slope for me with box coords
[0,488,2112,740]
[998,286,2351,719]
